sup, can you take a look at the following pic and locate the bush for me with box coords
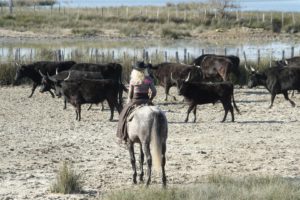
[0,63,16,85]
[161,28,191,39]
[272,18,282,33]
[50,162,83,194]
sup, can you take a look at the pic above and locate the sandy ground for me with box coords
[0,85,300,199]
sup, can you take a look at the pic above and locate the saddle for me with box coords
[127,103,151,122]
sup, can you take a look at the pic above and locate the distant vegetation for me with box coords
[0,2,299,38]
[0,0,56,7]
[105,175,300,200]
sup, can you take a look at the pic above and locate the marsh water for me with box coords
[1,37,299,63]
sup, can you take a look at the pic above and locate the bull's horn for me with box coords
[284,60,288,65]
[47,73,57,82]
[39,70,46,77]
[185,72,191,82]
[64,72,71,81]
[195,65,201,68]
[56,68,59,75]
[250,66,256,72]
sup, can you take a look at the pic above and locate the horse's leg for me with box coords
[128,141,137,184]
[144,142,152,186]
[283,91,296,107]
[139,143,144,182]
[101,102,104,111]
[162,141,167,187]
[28,82,38,98]
[164,84,170,101]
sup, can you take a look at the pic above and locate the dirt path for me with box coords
[0,85,299,199]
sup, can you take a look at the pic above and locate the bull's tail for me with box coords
[232,91,240,114]
[151,111,166,172]
[121,83,129,93]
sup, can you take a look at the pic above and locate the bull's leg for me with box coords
[87,104,93,111]
[48,90,55,98]
[269,93,276,109]
[63,97,67,110]
[221,102,229,122]
[229,103,234,122]
[128,141,137,184]
[139,143,144,182]
[28,82,38,98]
[144,142,152,186]
[101,102,105,111]
[107,99,115,121]
[162,142,167,187]
[283,91,296,107]
[193,105,197,123]
[164,85,170,101]
[77,104,81,121]
[185,104,195,123]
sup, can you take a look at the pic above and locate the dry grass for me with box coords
[105,175,300,200]
[50,161,83,194]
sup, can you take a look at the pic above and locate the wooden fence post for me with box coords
[257,49,260,66]
[291,46,294,58]
[175,51,179,63]
[202,49,205,55]
[269,49,273,67]
[282,50,285,60]
[164,51,168,62]
[184,48,187,63]
[224,48,227,56]
[281,12,284,29]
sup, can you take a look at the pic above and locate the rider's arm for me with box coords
[127,84,134,103]
[149,82,157,101]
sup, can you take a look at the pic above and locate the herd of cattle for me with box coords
[13,54,300,122]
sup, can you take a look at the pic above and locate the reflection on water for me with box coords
[0,38,299,63]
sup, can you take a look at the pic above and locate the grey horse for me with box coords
[126,106,168,187]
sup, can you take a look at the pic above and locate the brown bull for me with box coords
[192,54,241,82]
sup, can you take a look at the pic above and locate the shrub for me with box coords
[0,63,16,85]
[50,162,83,194]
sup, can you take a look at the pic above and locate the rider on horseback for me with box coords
[117,61,157,143]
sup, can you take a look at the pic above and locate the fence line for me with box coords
[0,5,298,28]
[2,46,299,66]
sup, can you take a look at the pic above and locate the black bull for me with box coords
[248,66,300,108]
[69,62,128,104]
[14,61,76,98]
[192,54,241,82]
[148,62,202,101]
[55,78,122,121]
[173,73,240,123]
[40,70,104,109]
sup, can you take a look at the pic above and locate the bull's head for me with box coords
[39,70,51,93]
[171,72,191,96]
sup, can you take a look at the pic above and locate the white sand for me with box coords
[0,85,299,199]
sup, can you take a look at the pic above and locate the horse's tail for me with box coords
[151,111,167,172]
